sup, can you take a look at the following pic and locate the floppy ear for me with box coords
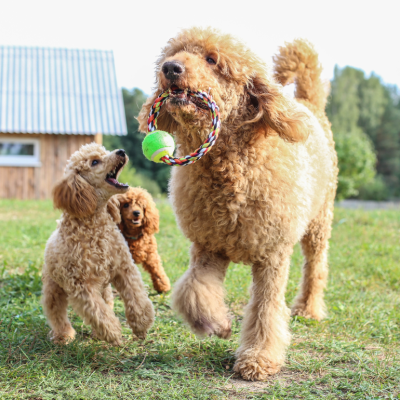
[107,196,121,224]
[142,193,159,236]
[137,91,178,134]
[244,74,309,142]
[52,173,97,218]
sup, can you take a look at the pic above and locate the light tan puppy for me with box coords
[138,28,338,380]
[42,143,154,345]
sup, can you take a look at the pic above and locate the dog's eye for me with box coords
[91,160,100,166]
[123,203,129,208]
[206,56,216,65]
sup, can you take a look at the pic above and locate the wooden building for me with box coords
[0,46,127,199]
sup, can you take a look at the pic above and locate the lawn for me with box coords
[0,199,399,399]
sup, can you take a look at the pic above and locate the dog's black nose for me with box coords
[133,210,141,217]
[116,149,125,157]
[162,61,185,80]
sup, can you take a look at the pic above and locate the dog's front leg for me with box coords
[234,245,292,380]
[142,250,171,293]
[69,286,122,346]
[172,243,231,338]
[112,263,155,340]
[42,276,76,344]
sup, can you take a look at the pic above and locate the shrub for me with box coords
[357,175,390,201]
[335,130,377,200]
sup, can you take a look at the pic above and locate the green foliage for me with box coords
[1,200,400,398]
[118,162,161,197]
[103,88,171,193]
[327,66,365,133]
[357,175,390,201]
[335,130,376,200]
[327,66,400,199]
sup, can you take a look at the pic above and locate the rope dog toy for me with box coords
[142,86,221,166]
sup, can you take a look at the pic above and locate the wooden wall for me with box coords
[0,133,94,199]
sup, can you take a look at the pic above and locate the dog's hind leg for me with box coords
[42,277,76,344]
[112,262,155,340]
[234,245,292,380]
[291,199,334,321]
[172,243,231,339]
[69,287,123,346]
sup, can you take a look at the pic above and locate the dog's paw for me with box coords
[91,325,123,345]
[291,300,326,321]
[234,354,281,381]
[153,276,171,293]
[49,327,76,344]
[192,316,232,339]
[129,299,155,339]
[109,338,123,346]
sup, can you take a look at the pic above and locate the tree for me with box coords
[372,86,400,196]
[327,66,364,134]
[326,66,400,199]
[327,66,378,199]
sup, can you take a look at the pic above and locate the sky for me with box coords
[0,0,398,95]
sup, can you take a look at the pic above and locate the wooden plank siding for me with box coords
[0,133,93,199]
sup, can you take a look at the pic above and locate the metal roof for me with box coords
[0,46,127,135]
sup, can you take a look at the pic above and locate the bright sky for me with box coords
[0,0,398,95]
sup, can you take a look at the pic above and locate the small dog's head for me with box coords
[116,188,159,236]
[53,143,129,218]
[138,27,307,145]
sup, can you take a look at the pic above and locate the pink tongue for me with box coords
[108,177,118,184]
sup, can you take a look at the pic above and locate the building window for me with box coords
[0,138,41,167]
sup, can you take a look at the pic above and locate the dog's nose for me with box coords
[116,149,125,157]
[133,211,141,217]
[162,61,185,81]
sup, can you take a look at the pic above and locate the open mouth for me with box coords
[105,159,128,189]
[131,220,141,225]
[168,85,209,111]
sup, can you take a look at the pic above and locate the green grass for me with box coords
[0,199,399,399]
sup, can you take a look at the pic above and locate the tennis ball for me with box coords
[142,131,175,163]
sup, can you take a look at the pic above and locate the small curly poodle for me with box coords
[42,143,155,345]
[115,187,170,293]
[138,28,338,380]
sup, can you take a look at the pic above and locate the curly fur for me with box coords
[138,28,338,381]
[115,187,170,293]
[42,143,155,345]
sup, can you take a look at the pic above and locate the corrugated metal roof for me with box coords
[0,46,127,135]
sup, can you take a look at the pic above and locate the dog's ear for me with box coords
[107,196,121,224]
[137,92,178,134]
[142,193,159,236]
[244,74,308,143]
[53,172,97,218]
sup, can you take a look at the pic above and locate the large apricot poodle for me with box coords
[116,187,170,293]
[42,143,154,345]
[138,28,338,380]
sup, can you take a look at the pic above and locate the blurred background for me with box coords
[0,0,398,200]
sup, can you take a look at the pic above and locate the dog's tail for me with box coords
[273,39,328,111]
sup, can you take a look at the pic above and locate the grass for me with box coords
[0,199,400,399]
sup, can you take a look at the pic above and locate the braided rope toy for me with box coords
[143,86,221,166]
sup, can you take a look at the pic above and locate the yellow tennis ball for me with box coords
[142,131,175,163]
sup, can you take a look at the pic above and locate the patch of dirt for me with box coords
[223,368,316,392]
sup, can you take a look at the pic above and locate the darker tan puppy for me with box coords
[116,187,170,293]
